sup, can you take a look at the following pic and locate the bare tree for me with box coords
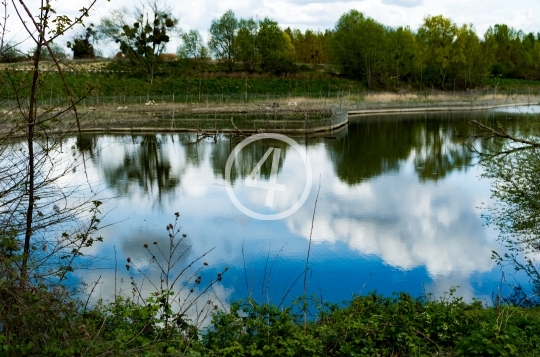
[0,0,100,282]
[0,0,7,62]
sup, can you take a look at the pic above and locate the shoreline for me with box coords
[348,101,535,116]
[1,101,538,139]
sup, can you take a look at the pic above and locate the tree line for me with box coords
[3,3,540,90]
[92,7,540,90]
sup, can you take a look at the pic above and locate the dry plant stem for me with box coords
[262,244,287,303]
[242,240,250,297]
[84,275,102,312]
[128,215,227,331]
[278,266,309,309]
[303,176,321,296]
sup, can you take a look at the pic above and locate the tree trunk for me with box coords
[21,41,42,279]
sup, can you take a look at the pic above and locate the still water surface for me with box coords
[68,109,528,307]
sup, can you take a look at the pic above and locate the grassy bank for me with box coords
[0,68,364,99]
[2,59,540,99]
[484,77,540,90]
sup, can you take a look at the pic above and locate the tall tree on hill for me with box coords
[67,25,96,59]
[177,29,208,68]
[235,18,258,72]
[208,10,238,72]
[256,18,287,72]
[98,1,179,84]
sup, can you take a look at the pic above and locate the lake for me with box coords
[64,108,530,310]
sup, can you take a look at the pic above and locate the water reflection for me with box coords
[68,110,528,307]
[98,135,181,201]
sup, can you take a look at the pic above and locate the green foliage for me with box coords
[0,213,220,356]
[177,30,209,67]
[200,291,540,356]
[331,10,387,88]
[0,42,22,63]
[387,26,419,87]
[256,18,288,73]
[416,15,458,88]
[209,10,238,72]
[484,77,540,90]
[235,18,259,73]
[5,70,364,98]
[286,28,331,65]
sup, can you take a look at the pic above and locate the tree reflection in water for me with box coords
[100,135,181,201]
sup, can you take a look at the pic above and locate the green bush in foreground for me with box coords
[203,292,540,357]
[4,282,540,356]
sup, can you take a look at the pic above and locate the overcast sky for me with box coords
[5,0,540,56]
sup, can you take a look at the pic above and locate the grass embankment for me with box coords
[3,58,540,98]
[0,63,365,99]
[2,286,540,356]
[484,77,540,90]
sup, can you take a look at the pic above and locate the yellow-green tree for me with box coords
[450,24,485,89]
[416,15,457,89]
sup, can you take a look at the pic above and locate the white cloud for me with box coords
[381,0,423,8]
[282,144,497,278]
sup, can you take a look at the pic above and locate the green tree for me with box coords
[450,24,485,89]
[282,30,296,62]
[387,26,418,88]
[177,29,208,68]
[235,18,258,72]
[208,9,238,72]
[67,25,96,59]
[256,17,287,72]
[98,1,179,84]
[490,24,526,78]
[482,26,499,78]
[331,10,387,88]
[416,15,458,89]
